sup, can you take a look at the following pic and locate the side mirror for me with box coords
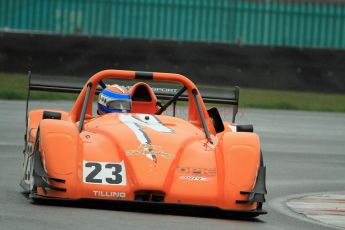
[207,107,224,133]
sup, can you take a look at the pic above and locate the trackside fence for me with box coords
[1,0,345,49]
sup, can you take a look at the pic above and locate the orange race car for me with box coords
[20,69,267,217]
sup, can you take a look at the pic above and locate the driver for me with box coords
[97,84,132,114]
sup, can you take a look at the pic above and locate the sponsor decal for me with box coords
[151,87,178,94]
[126,144,174,163]
[92,190,126,199]
[179,176,209,181]
[176,167,216,177]
[83,161,126,186]
[120,114,175,163]
[123,85,178,94]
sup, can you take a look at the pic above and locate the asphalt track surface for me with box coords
[0,100,344,230]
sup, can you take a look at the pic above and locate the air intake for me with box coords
[134,190,165,202]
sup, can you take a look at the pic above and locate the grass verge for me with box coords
[0,73,78,100]
[1,73,344,112]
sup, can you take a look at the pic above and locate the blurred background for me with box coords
[0,0,344,111]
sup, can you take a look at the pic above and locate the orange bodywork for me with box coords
[22,70,264,214]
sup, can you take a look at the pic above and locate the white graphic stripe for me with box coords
[119,114,174,144]
[119,115,150,144]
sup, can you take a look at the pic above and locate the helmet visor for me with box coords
[106,99,131,111]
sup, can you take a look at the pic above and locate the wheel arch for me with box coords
[220,132,264,210]
[35,119,82,198]
[39,119,81,175]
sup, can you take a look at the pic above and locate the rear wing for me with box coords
[26,72,240,122]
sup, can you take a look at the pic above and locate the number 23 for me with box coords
[83,161,126,185]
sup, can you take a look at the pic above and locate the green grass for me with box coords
[240,88,345,112]
[0,73,78,100]
[1,73,345,112]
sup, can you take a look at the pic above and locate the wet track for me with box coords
[0,100,344,230]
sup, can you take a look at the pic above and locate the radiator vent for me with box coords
[134,190,165,202]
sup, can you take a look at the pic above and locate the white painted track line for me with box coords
[287,193,345,229]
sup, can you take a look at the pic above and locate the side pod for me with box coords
[32,129,66,195]
[221,132,264,211]
[34,119,81,198]
[237,151,267,205]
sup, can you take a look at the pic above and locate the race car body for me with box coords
[20,69,267,216]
